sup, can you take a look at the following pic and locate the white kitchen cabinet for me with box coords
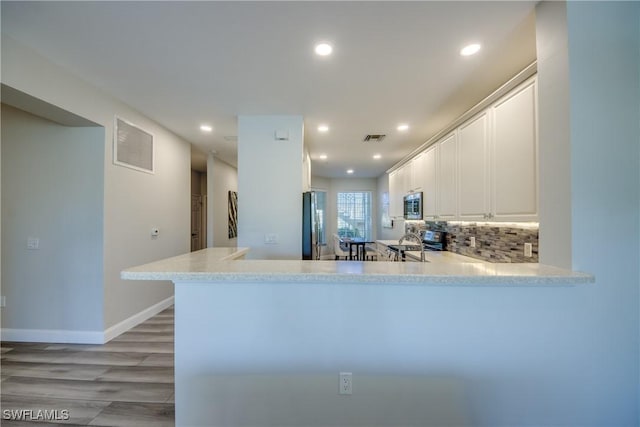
[388,161,413,218]
[302,151,311,192]
[436,132,457,219]
[457,112,490,220]
[491,78,538,221]
[387,75,538,223]
[398,161,412,194]
[388,169,403,218]
[411,152,425,193]
[454,77,538,222]
[422,144,438,218]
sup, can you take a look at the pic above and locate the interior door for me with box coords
[191,195,202,251]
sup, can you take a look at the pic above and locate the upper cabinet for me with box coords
[436,132,457,219]
[410,153,424,193]
[458,112,490,220]
[302,151,311,192]
[388,75,538,222]
[388,169,403,218]
[422,144,438,218]
[491,78,538,221]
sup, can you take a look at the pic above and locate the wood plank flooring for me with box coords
[1,307,175,426]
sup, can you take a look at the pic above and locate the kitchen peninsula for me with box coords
[123,247,592,426]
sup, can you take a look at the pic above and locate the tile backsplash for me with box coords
[406,220,539,263]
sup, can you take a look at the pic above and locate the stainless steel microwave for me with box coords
[403,192,423,220]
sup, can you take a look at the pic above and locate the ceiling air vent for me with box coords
[363,134,386,142]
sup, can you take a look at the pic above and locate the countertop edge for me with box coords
[120,248,595,287]
[121,268,594,287]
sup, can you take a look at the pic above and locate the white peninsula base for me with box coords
[123,248,593,426]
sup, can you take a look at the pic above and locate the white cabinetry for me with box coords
[387,75,538,223]
[491,78,538,221]
[302,151,311,192]
[388,169,403,218]
[388,161,416,218]
[458,112,490,219]
[422,144,438,218]
[437,132,457,219]
[455,78,538,222]
[410,153,424,193]
[398,162,412,195]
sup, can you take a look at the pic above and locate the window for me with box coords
[337,191,373,240]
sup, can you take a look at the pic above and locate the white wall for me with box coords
[1,35,191,334]
[535,1,640,424]
[207,154,238,248]
[237,115,303,260]
[2,105,104,333]
[536,1,572,268]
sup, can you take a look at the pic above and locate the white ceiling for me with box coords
[1,1,537,178]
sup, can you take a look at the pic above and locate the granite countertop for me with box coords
[122,247,594,286]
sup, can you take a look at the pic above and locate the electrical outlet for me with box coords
[524,243,533,257]
[339,372,352,395]
[469,236,476,248]
[264,233,278,244]
[27,237,39,250]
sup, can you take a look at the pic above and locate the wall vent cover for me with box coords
[113,116,154,174]
[363,134,386,142]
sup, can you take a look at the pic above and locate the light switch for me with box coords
[275,130,289,141]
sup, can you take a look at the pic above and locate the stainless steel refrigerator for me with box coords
[302,191,321,260]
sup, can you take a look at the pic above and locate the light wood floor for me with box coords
[1,307,175,426]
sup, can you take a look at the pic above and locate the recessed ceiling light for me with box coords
[373,154,382,159]
[319,154,328,160]
[346,169,354,174]
[315,43,333,56]
[200,125,213,132]
[397,124,409,131]
[318,125,329,132]
[460,43,481,56]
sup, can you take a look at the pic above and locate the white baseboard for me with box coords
[1,328,105,344]
[103,295,174,342]
[1,296,174,344]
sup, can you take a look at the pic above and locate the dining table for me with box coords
[341,237,375,261]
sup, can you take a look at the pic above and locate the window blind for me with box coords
[336,191,372,240]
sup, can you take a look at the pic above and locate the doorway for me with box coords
[190,168,207,251]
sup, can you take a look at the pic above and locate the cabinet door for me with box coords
[388,170,403,218]
[458,112,489,219]
[437,132,457,219]
[422,144,438,218]
[399,162,412,195]
[411,152,425,192]
[492,79,538,220]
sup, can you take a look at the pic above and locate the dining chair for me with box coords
[364,244,378,261]
[333,234,350,260]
